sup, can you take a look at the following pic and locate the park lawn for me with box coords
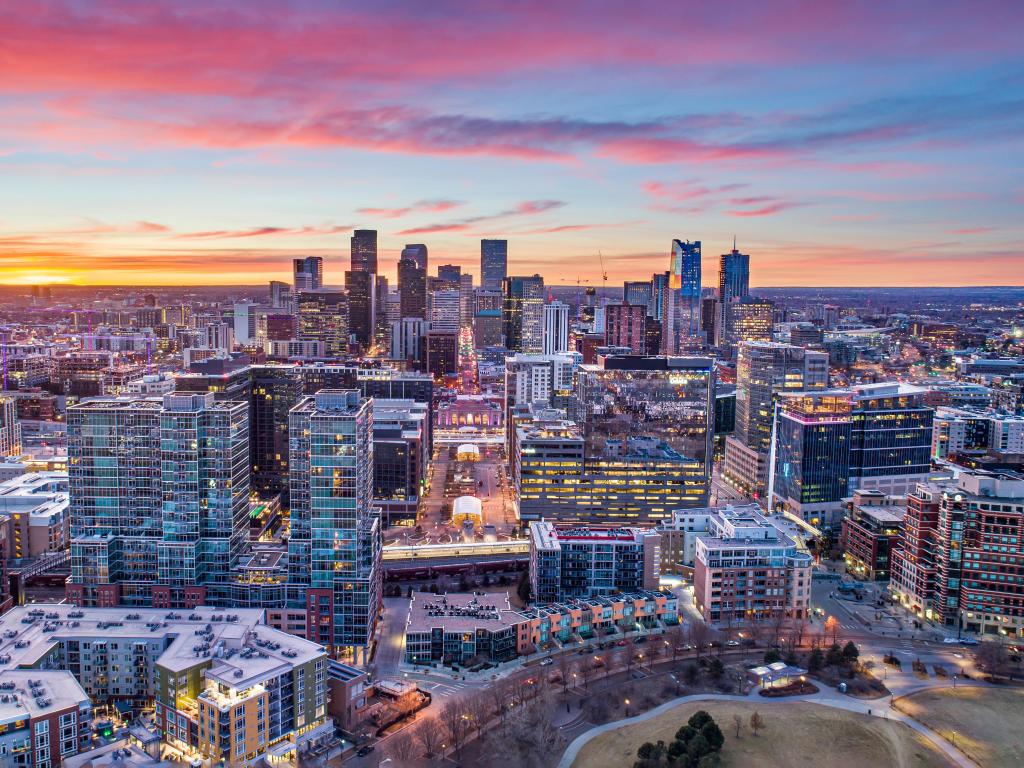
[895,686,1024,768]
[571,701,953,768]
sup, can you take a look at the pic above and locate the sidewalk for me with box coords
[555,682,982,768]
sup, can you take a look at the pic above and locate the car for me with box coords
[539,658,553,666]
[591,657,605,668]
[616,640,627,646]
[356,746,375,757]
[635,636,648,644]
[726,640,741,647]
[943,638,960,644]
[960,638,978,646]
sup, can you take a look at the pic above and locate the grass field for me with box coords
[571,700,953,768]
[895,686,1024,768]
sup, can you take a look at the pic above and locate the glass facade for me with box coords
[849,390,933,483]
[480,239,508,291]
[775,394,852,506]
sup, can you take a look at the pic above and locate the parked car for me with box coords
[356,746,375,757]
[635,636,648,644]
[539,658,553,666]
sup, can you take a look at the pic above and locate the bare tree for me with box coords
[440,700,471,756]
[769,609,788,648]
[489,678,511,722]
[581,654,597,689]
[492,698,565,768]
[414,716,444,758]
[602,646,616,678]
[732,713,743,738]
[750,710,765,736]
[691,619,712,660]
[667,624,684,662]
[557,652,573,696]
[623,636,637,673]
[387,730,416,764]
[976,640,1009,677]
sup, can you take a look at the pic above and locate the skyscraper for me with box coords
[650,272,669,320]
[345,270,376,349]
[397,256,427,320]
[401,243,428,272]
[296,290,349,356]
[293,256,323,292]
[662,240,702,353]
[480,239,508,291]
[268,280,291,309]
[350,229,378,273]
[502,275,545,352]
[437,264,461,283]
[721,297,774,349]
[67,392,250,607]
[542,301,570,355]
[623,280,653,309]
[719,246,750,306]
[287,390,381,662]
[0,396,22,457]
[605,302,647,354]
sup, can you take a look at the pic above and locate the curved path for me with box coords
[556,683,983,768]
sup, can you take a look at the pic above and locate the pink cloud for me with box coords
[949,227,994,235]
[396,223,471,235]
[357,199,463,218]
[726,201,800,217]
[173,225,352,239]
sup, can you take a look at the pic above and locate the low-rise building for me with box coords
[404,590,678,665]
[693,507,812,625]
[528,522,660,604]
[0,471,70,559]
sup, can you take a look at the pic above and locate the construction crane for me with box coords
[598,251,608,293]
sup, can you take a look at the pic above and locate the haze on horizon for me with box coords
[1,1,1022,288]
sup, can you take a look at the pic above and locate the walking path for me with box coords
[556,682,983,768]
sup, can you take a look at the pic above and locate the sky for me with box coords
[1,1,1023,288]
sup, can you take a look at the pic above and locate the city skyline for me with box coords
[1,2,1023,287]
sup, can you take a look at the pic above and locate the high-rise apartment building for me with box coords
[67,392,249,607]
[662,240,702,353]
[345,270,376,349]
[293,256,323,292]
[480,239,508,291]
[693,506,812,624]
[350,228,378,273]
[0,395,22,457]
[542,301,570,355]
[605,302,647,354]
[720,297,774,349]
[390,317,429,365]
[296,289,349,356]
[502,275,545,353]
[287,390,381,663]
[427,286,461,333]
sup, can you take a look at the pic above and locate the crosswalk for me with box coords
[420,680,471,699]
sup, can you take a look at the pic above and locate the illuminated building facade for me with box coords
[296,290,349,356]
[661,240,702,353]
[502,275,545,353]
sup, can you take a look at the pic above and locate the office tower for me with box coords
[374,275,390,343]
[437,264,461,283]
[268,280,291,309]
[480,239,508,291]
[605,302,647,354]
[345,269,376,349]
[473,310,502,348]
[459,272,474,326]
[293,256,323,291]
[0,396,22,457]
[693,506,812,624]
[250,366,303,502]
[287,390,381,662]
[542,301,570,355]
[721,297,774,348]
[644,316,662,357]
[623,280,653,310]
[350,229,377,273]
[789,323,823,346]
[563,355,714,525]
[423,331,458,378]
[398,256,427,320]
[232,301,259,344]
[67,392,249,607]
[662,240,702,353]
[528,522,661,603]
[401,243,428,271]
[502,275,545,352]
[650,272,668,320]
[723,342,829,498]
[204,322,234,352]
[427,286,461,333]
[771,391,853,526]
[296,290,349,356]
[848,383,934,496]
[701,296,719,345]
[390,317,429,364]
[718,246,750,307]
[266,313,296,341]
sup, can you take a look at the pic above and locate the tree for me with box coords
[701,720,725,752]
[674,725,698,744]
[750,710,765,737]
[387,730,415,763]
[784,650,799,667]
[824,615,840,644]
[414,716,444,758]
[516,570,532,603]
[763,648,782,664]
[842,641,860,665]
[825,643,844,670]
[637,742,657,759]
[708,657,725,680]
[557,653,573,696]
[489,678,511,722]
[440,700,471,755]
[808,647,824,672]
[976,640,1009,676]
[688,710,713,730]
[691,620,712,660]
[687,734,711,764]
[683,662,699,686]
[732,713,743,738]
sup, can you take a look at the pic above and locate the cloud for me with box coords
[725,201,801,217]
[357,199,463,218]
[173,225,352,239]
[397,199,567,235]
[396,223,471,235]
[949,227,994,235]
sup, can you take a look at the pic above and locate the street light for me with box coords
[625,698,631,716]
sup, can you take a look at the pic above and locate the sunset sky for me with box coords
[1,1,1022,287]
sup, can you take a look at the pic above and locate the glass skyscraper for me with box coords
[662,240,702,353]
[350,228,378,273]
[502,274,545,352]
[480,239,508,291]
